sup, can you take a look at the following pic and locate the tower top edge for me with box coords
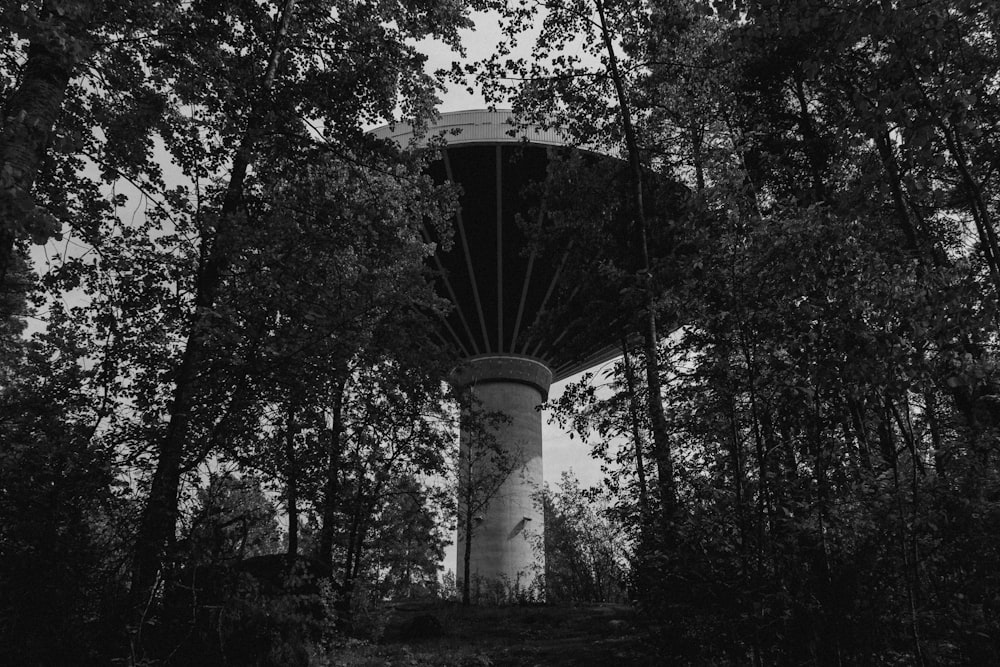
[452,354,554,401]
[369,109,572,149]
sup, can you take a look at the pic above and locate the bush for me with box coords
[153,555,332,666]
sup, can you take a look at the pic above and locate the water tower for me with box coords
[373,110,619,597]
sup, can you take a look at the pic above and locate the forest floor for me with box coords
[329,601,662,666]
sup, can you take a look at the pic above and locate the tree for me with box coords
[328,354,455,622]
[367,476,449,600]
[199,148,455,571]
[0,301,126,666]
[1,0,100,282]
[180,473,282,569]
[1,0,471,653]
[456,397,525,605]
[548,344,656,542]
[477,0,691,537]
[540,472,630,603]
[471,0,1000,661]
[0,0,182,291]
[115,0,471,641]
[631,1,1000,661]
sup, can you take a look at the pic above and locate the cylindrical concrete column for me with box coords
[453,355,552,602]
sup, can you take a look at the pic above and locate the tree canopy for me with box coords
[5,0,1000,664]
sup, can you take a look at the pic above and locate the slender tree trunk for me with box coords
[792,74,828,204]
[318,374,348,566]
[884,396,926,666]
[726,393,748,574]
[809,396,843,666]
[839,74,948,269]
[594,0,676,525]
[620,336,650,523]
[338,477,370,626]
[736,322,773,557]
[127,0,298,637]
[846,394,874,470]
[947,127,1000,291]
[0,1,94,285]
[462,461,474,605]
[350,518,369,585]
[285,403,299,562]
[872,129,924,259]
[901,57,1000,294]
[690,124,706,193]
[924,389,946,478]
[343,512,360,599]
[757,408,787,530]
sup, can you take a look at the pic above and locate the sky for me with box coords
[415,10,507,111]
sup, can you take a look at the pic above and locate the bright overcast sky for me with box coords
[417,10,500,111]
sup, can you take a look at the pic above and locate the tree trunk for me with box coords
[338,477,370,628]
[900,56,1000,295]
[690,124,706,193]
[846,394,874,471]
[924,389,947,478]
[727,393,748,574]
[462,482,474,605]
[620,337,650,523]
[884,397,927,666]
[594,0,676,525]
[127,0,298,639]
[792,74,828,204]
[285,403,299,562]
[0,2,94,284]
[318,374,348,566]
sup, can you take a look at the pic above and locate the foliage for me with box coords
[9,0,1000,663]
[150,554,335,667]
[2,0,471,662]
[480,0,1000,662]
[180,473,282,568]
[0,301,129,665]
[539,472,630,604]
[368,476,448,600]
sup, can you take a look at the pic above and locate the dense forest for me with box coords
[3,0,1000,665]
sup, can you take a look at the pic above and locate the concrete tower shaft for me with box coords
[454,356,551,597]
